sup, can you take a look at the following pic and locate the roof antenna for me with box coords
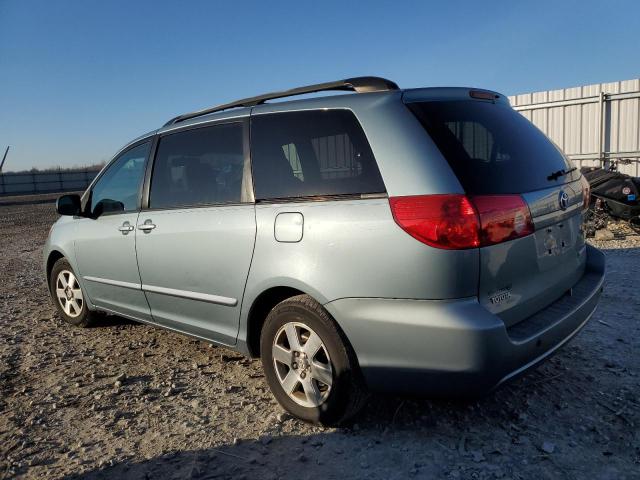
[0,146,9,173]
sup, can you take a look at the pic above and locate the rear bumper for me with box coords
[324,244,605,396]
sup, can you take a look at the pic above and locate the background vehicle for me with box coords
[44,77,605,424]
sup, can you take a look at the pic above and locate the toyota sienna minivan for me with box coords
[44,77,605,424]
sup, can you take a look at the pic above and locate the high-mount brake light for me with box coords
[469,90,499,100]
[389,194,534,250]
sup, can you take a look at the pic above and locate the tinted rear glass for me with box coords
[408,101,578,194]
[251,110,385,200]
[150,123,245,209]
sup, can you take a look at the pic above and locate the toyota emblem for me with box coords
[558,190,569,210]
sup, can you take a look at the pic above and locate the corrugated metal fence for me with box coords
[509,78,640,176]
[0,170,98,197]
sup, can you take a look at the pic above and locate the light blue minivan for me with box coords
[44,77,605,424]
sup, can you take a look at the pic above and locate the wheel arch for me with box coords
[243,286,306,358]
[45,247,96,311]
[46,250,66,292]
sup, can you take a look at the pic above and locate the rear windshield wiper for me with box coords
[547,166,577,181]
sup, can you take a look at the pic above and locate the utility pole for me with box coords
[0,146,9,173]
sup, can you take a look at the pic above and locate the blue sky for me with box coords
[1,0,639,171]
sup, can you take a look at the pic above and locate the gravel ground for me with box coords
[1,197,638,480]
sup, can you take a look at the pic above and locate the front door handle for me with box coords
[118,221,134,235]
[138,220,156,232]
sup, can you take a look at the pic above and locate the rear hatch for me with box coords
[406,93,587,327]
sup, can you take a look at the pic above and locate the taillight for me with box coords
[389,194,534,249]
[471,195,534,246]
[389,195,480,249]
[580,175,591,211]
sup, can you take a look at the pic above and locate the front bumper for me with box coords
[324,244,605,396]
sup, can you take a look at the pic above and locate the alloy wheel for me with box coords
[55,270,84,318]
[272,322,333,408]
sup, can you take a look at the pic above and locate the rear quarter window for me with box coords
[407,100,579,194]
[250,109,385,200]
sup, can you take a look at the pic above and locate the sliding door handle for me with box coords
[138,220,156,232]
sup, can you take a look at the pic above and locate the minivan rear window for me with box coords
[407,100,579,194]
[251,110,385,200]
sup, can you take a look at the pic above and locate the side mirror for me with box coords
[56,194,82,216]
[92,199,124,217]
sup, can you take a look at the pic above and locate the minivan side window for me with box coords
[90,141,150,216]
[149,123,245,209]
[251,110,385,200]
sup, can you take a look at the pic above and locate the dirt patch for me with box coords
[1,200,638,479]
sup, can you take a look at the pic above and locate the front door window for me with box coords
[90,142,150,216]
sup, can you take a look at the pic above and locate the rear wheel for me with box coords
[49,258,98,327]
[260,294,368,425]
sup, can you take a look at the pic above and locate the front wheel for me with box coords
[49,258,98,327]
[260,294,368,425]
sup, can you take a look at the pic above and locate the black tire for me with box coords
[260,294,368,425]
[49,258,98,327]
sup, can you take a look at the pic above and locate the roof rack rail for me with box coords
[163,76,399,127]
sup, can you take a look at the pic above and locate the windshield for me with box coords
[407,100,579,194]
